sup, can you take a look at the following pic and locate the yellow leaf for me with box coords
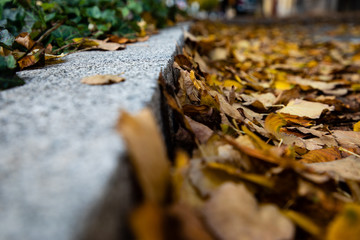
[117,109,170,204]
[264,113,287,137]
[354,121,360,132]
[274,80,293,90]
[307,60,318,68]
[206,162,274,188]
[351,84,360,91]
[242,125,271,151]
[73,37,99,47]
[172,151,204,207]
[282,210,322,236]
[326,203,360,240]
[131,202,165,240]
[223,79,243,89]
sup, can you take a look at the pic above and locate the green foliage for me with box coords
[0,0,183,90]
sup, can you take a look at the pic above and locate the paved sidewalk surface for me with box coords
[0,24,186,240]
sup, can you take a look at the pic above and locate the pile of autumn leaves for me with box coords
[118,21,360,240]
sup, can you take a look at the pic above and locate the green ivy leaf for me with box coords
[119,7,130,18]
[0,29,14,50]
[5,55,17,69]
[86,6,101,19]
[0,75,25,90]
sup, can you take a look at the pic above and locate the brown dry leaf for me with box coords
[81,74,125,85]
[185,116,213,144]
[202,183,295,240]
[108,35,136,44]
[73,38,126,51]
[117,109,170,203]
[332,130,360,149]
[300,147,341,163]
[15,32,36,50]
[209,90,243,120]
[277,99,334,119]
[18,55,37,69]
[289,76,338,91]
[307,156,360,181]
[326,203,360,240]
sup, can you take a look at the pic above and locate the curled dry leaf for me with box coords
[81,74,125,85]
[15,32,36,50]
[203,183,295,240]
[117,109,170,204]
[264,113,287,137]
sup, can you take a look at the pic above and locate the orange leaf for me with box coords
[300,147,341,163]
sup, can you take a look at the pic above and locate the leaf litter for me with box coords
[118,20,360,240]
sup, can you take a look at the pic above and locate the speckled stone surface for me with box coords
[0,24,187,240]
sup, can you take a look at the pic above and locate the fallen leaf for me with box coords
[209,47,228,61]
[307,156,360,181]
[278,99,334,119]
[282,210,322,236]
[209,90,243,120]
[15,32,35,50]
[265,113,287,137]
[354,121,360,132]
[289,76,338,91]
[326,203,360,240]
[73,38,126,51]
[185,116,213,144]
[300,147,341,163]
[131,202,165,240]
[203,183,295,240]
[117,109,170,203]
[81,74,125,85]
[332,130,360,149]
[18,55,37,69]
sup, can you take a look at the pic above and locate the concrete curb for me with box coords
[0,23,188,240]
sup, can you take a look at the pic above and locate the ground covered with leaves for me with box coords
[118,20,360,240]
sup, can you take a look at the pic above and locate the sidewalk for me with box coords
[0,23,187,240]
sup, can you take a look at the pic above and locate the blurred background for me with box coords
[185,0,360,18]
